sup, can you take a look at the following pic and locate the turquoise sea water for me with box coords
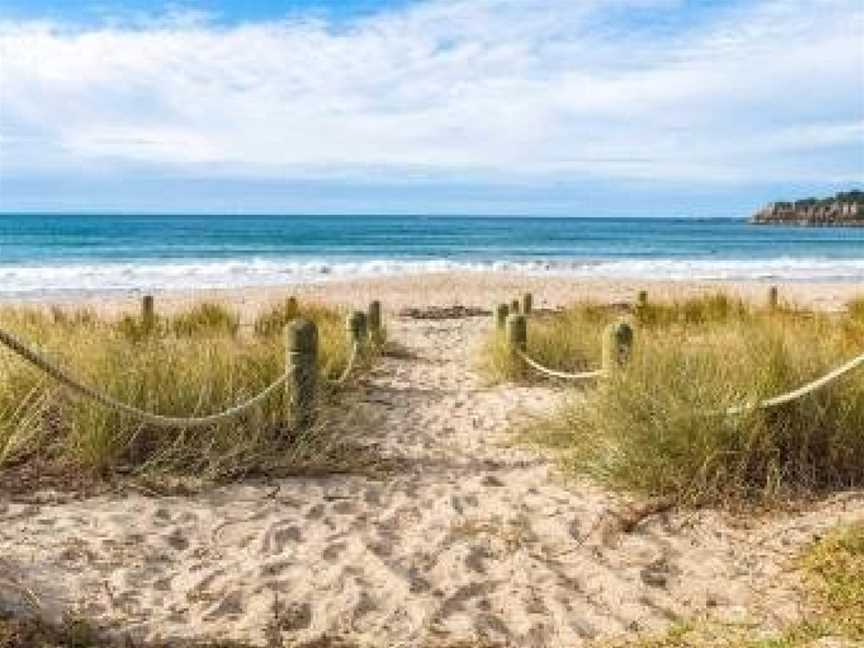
[0,215,862,297]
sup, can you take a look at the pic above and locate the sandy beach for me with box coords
[1,274,863,646]
[32,272,864,316]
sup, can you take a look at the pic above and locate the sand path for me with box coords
[2,316,863,647]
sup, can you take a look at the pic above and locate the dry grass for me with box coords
[495,294,864,506]
[847,296,864,323]
[0,299,373,483]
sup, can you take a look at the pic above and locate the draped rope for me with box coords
[0,327,289,429]
[514,339,863,415]
[326,341,361,386]
[515,349,605,381]
[724,351,864,415]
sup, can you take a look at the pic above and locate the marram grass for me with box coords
[496,294,864,505]
[0,299,366,481]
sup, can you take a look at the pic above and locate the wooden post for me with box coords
[346,311,368,346]
[521,292,533,315]
[141,295,155,331]
[768,286,779,311]
[494,303,509,332]
[285,296,299,319]
[511,299,521,315]
[285,319,318,432]
[637,290,648,308]
[368,300,382,343]
[506,314,527,377]
[602,319,634,374]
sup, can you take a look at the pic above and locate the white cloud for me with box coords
[1,0,862,184]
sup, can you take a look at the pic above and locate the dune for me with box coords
[1,274,862,646]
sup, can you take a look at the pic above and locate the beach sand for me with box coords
[1,274,863,646]
[42,273,864,316]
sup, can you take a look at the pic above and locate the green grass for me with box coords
[605,522,864,647]
[0,299,372,482]
[504,294,864,506]
[799,522,864,639]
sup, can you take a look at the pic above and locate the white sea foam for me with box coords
[1,257,863,298]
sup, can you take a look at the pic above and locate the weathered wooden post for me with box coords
[141,295,155,331]
[494,303,509,332]
[368,300,382,344]
[511,299,521,315]
[602,319,634,374]
[521,292,533,316]
[506,313,527,377]
[285,296,299,318]
[285,319,318,431]
[637,290,648,308]
[347,311,368,347]
[767,286,779,311]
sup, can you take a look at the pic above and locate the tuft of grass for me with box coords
[799,522,864,639]
[0,300,369,483]
[604,523,864,647]
[515,296,864,506]
[635,293,750,328]
[170,302,240,338]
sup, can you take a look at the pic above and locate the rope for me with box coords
[516,349,605,381]
[724,351,864,415]
[326,341,361,386]
[0,327,289,429]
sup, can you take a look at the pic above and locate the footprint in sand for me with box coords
[260,522,302,555]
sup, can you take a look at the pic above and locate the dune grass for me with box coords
[481,293,757,383]
[480,302,619,382]
[490,293,864,505]
[0,298,370,483]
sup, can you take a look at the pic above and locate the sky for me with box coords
[0,0,862,216]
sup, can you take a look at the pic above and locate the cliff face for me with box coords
[752,191,864,227]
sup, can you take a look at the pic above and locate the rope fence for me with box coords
[0,297,385,432]
[0,284,860,431]
[326,341,361,386]
[0,325,289,429]
[499,289,864,416]
[515,349,605,381]
[723,351,864,416]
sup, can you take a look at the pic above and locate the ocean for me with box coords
[1,214,863,298]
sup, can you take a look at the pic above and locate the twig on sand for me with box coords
[585,497,676,546]
[210,483,282,546]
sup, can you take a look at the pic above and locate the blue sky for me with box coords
[1,0,862,215]
[0,0,415,25]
